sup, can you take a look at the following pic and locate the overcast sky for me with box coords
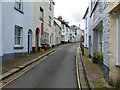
[54,0,89,29]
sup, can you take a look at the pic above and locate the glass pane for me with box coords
[15,36,17,45]
[17,37,20,45]
[15,36,21,45]
[15,28,21,36]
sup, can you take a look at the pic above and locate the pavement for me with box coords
[76,47,89,89]
[78,47,112,89]
[2,43,79,88]
[2,44,65,74]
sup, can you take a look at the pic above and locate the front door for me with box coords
[28,33,30,54]
[36,29,39,51]
[28,30,32,54]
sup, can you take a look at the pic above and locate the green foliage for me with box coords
[93,52,103,63]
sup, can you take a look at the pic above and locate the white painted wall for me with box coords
[53,18,62,45]
[61,24,67,42]
[68,27,70,42]
[0,1,2,57]
[2,1,33,54]
[77,29,81,42]
[33,1,54,47]
[84,13,89,47]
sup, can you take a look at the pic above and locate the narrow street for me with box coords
[4,43,79,88]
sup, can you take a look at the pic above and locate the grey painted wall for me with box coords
[2,52,27,63]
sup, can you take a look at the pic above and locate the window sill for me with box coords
[115,64,120,67]
[14,47,24,49]
[14,7,24,14]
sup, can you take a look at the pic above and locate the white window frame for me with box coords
[40,7,44,21]
[116,10,120,66]
[14,25,23,47]
[15,0,23,11]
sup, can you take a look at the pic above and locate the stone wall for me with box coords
[103,13,110,82]
[88,1,110,82]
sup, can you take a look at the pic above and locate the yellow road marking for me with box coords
[0,58,45,88]
[0,44,67,88]
[76,47,81,90]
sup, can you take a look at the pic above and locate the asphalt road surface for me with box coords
[4,43,79,88]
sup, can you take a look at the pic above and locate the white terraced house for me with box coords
[53,18,62,47]
[83,7,89,48]
[0,0,34,63]
[33,0,55,52]
[61,22,67,43]
[70,25,81,43]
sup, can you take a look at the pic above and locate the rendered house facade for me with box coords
[108,1,120,85]
[69,28,74,42]
[83,7,89,48]
[0,0,55,63]
[88,0,110,82]
[53,18,61,47]
[76,28,81,42]
[1,1,34,63]
[88,0,120,85]
[66,22,70,43]
[71,25,81,42]
[61,22,67,43]
[33,0,54,51]
[71,25,76,42]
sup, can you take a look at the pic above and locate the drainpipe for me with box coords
[0,0,3,67]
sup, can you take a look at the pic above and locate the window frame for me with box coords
[14,25,23,48]
[48,16,51,27]
[40,7,44,21]
[14,0,24,13]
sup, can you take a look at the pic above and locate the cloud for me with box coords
[54,0,88,27]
